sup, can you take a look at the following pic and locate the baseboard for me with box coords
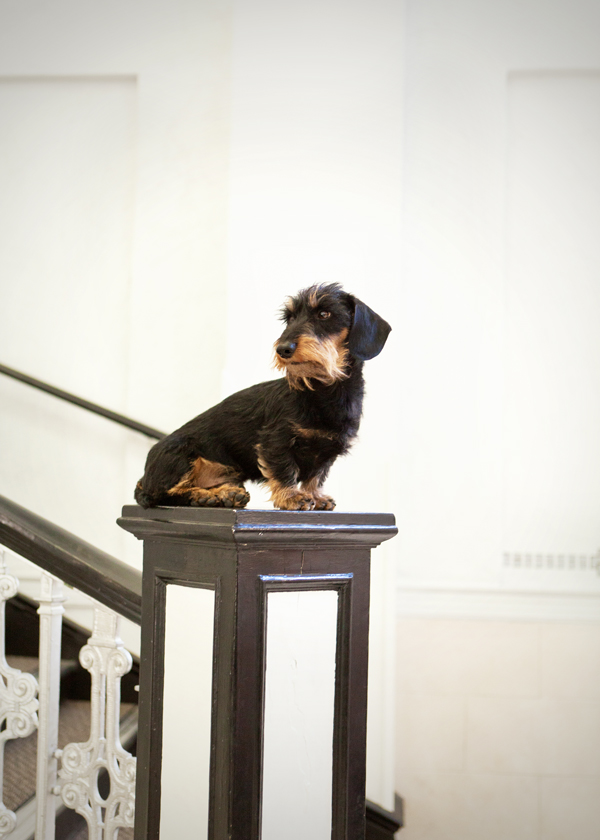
[366,794,403,838]
[397,583,600,622]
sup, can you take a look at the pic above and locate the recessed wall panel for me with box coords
[160,585,215,839]
[0,76,137,557]
[505,71,600,554]
[261,590,338,840]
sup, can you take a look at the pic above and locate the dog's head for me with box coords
[273,283,391,388]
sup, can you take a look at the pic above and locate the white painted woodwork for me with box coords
[57,608,135,839]
[395,0,600,602]
[394,0,600,835]
[159,586,214,840]
[0,74,137,564]
[0,550,39,837]
[0,547,137,837]
[261,590,338,840]
[505,71,600,555]
[35,573,65,840]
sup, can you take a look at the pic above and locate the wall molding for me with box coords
[396,582,600,622]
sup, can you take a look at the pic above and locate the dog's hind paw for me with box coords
[214,485,250,508]
[189,484,250,508]
[217,487,250,508]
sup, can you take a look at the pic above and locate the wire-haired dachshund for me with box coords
[134,283,391,511]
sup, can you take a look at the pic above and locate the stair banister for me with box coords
[118,505,397,840]
[0,496,141,839]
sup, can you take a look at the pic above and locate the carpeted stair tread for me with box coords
[3,701,136,814]
[6,655,81,681]
[5,655,39,674]
[67,818,133,840]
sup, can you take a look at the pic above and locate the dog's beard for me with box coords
[273,333,349,390]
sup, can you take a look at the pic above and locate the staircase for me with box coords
[4,595,139,840]
[0,364,403,838]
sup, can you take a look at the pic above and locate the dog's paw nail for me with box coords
[223,498,234,508]
[205,497,217,507]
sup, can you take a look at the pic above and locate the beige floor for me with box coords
[395,618,600,840]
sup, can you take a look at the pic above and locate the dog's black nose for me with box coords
[276,341,297,359]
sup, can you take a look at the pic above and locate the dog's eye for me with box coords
[318,311,331,320]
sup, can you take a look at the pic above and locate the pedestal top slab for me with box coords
[117,505,397,548]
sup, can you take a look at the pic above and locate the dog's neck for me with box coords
[295,357,364,433]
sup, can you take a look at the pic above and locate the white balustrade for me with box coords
[0,548,137,839]
[0,550,39,837]
[35,573,65,840]
[56,607,136,840]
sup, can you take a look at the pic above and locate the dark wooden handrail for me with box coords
[0,494,142,624]
[0,362,165,440]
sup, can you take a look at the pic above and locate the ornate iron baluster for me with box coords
[0,549,39,837]
[35,573,65,840]
[56,607,136,840]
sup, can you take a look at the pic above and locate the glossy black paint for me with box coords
[0,494,142,624]
[118,505,397,840]
[0,362,165,440]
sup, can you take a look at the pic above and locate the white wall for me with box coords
[395,618,600,840]
[3,0,598,833]
[395,0,600,836]
[396,0,600,601]
[0,0,401,817]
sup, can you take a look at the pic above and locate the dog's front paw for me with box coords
[275,491,315,511]
[312,494,336,511]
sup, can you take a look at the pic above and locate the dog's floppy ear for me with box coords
[346,295,392,361]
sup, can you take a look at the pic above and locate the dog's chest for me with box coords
[290,423,349,467]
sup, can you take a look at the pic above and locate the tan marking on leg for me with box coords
[189,456,239,488]
[256,445,313,510]
[168,483,250,508]
[167,457,239,494]
[166,469,195,496]
[300,476,336,511]
[269,481,316,511]
[167,457,248,506]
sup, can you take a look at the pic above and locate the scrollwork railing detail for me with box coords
[0,549,39,837]
[36,572,66,840]
[56,607,135,840]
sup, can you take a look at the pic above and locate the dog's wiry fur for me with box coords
[134,283,391,511]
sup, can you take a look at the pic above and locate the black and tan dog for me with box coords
[134,283,390,511]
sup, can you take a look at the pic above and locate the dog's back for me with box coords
[135,379,288,507]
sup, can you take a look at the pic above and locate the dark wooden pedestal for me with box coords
[118,506,397,840]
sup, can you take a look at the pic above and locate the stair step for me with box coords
[5,700,137,812]
[6,655,81,682]
[4,597,139,838]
